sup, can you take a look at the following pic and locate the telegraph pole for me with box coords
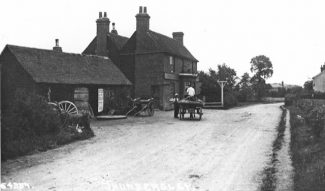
[217,81,227,107]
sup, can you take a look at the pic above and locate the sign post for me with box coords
[217,81,227,107]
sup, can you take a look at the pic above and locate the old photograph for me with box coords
[1,0,325,190]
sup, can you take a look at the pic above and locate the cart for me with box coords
[48,101,87,132]
[126,97,155,116]
[178,99,203,120]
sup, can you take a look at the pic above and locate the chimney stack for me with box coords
[111,22,118,35]
[53,39,62,52]
[321,63,325,72]
[96,11,110,56]
[172,32,184,46]
[136,6,150,32]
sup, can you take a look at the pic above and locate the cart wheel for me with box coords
[179,107,184,120]
[148,104,155,116]
[198,108,202,120]
[58,101,78,115]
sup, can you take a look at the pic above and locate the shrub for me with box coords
[294,99,325,138]
[224,91,238,108]
[285,93,298,106]
[1,89,94,161]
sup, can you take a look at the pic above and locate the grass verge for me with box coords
[288,105,325,191]
[260,106,287,191]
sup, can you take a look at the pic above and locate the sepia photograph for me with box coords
[1,0,325,190]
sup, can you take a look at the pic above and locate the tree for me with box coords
[216,63,238,91]
[237,72,254,101]
[198,70,220,101]
[303,80,314,93]
[250,55,273,100]
[198,64,238,107]
[238,72,251,89]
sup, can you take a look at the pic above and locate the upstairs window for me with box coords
[169,56,175,73]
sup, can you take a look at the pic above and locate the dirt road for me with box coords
[2,103,283,191]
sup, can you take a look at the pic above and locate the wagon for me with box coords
[178,99,203,120]
[126,97,155,116]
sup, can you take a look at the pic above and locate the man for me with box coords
[173,93,180,118]
[186,85,195,97]
[186,86,195,119]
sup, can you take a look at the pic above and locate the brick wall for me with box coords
[120,55,135,86]
[107,38,122,69]
[134,53,165,97]
[165,56,197,74]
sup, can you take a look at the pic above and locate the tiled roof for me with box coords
[5,45,131,85]
[82,33,129,55]
[121,30,198,62]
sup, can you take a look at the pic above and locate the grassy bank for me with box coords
[287,101,325,191]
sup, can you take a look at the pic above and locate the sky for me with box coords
[1,0,325,86]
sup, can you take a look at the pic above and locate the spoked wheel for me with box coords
[198,107,202,120]
[179,107,184,120]
[58,101,78,115]
[148,103,155,116]
[58,101,79,129]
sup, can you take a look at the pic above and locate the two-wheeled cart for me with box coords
[178,99,203,120]
[126,98,155,116]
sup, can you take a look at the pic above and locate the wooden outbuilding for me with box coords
[0,44,132,116]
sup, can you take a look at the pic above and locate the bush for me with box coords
[2,89,61,141]
[224,91,238,108]
[294,99,325,138]
[1,89,94,161]
[285,93,298,106]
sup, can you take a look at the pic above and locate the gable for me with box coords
[82,33,129,55]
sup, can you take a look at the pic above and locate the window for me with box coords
[98,88,104,112]
[192,62,197,73]
[169,56,175,73]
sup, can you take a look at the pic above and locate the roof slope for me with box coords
[121,30,198,62]
[313,71,325,79]
[6,45,131,85]
[83,33,129,55]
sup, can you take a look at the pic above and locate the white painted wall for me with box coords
[313,72,325,92]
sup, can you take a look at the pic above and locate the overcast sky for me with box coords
[1,0,325,86]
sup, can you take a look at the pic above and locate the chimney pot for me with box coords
[136,6,150,32]
[96,12,110,56]
[111,22,118,34]
[53,39,62,52]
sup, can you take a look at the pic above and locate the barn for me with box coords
[0,43,132,116]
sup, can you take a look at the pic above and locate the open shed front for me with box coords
[43,84,130,117]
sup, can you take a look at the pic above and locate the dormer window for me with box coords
[169,56,175,73]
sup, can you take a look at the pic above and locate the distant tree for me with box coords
[250,55,273,100]
[238,72,251,89]
[237,72,254,101]
[303,80,314,93]
[216,63,238,91]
